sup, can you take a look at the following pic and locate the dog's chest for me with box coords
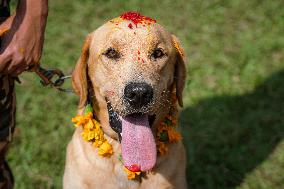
[72,138,141,188]
[80,156,141,189]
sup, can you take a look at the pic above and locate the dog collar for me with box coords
[106,101,122,142]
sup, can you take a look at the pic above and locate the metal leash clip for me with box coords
[29,65,74,93]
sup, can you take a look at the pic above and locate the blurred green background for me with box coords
[7,0,284,188]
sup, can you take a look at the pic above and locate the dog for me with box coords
[63,12,187,189]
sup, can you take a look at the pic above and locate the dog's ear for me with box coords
[72,34,92,110]
[172,35,187,107]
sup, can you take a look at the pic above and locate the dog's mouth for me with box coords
[107,102,157,172]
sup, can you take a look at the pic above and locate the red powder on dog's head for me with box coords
[120,11,156,27]
[128,23,133,29]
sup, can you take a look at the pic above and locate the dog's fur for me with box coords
[63,15,187,189]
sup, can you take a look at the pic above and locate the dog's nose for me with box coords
[124,82,153,109]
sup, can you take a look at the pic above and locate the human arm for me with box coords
[0,0,48,76]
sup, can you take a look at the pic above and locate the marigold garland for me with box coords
[71,94,182,180]
[72,111,113,157]
[156,95,182,155]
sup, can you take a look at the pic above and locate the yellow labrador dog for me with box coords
[64,12,187,189]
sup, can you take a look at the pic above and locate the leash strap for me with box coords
[28,65,74,93]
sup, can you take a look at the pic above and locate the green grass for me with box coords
[6,0,284,188]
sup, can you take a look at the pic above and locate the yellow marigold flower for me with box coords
[81,130,96,141]
[84,119,95,130]
[93,129,104,141]
[93,140,104,147]
[123,167,141,180]
[93,119,100,128]
[98,141,113,157]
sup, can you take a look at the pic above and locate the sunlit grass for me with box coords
[6,0,284,188]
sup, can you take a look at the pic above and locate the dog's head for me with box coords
[72,12,186,172]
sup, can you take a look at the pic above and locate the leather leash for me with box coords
[28,65,74,93]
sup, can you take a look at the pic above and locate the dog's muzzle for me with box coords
[123,82,153,110]
[107,82,157,172]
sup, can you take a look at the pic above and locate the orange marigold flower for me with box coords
[171,119,177,126]
[85,112,93,119]
[72,112,93,127]
[168,127,182,142]
[72,115,86,126]
[157,141,168,155]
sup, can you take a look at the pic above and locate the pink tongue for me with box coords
[121,115,156,171]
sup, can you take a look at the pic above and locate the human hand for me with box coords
[0,0,48,76]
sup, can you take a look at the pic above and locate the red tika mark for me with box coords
[128,23,133,29]
[106,90,115,96]
[142,59,145,63]
[125,164,141,172]
[138,50,140,55]
[138,57,141,61]
[120,11,156,27]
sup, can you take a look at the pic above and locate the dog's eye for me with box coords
[151,48,165,60]
[104,48,120,59]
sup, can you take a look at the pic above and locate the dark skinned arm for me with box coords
[0,0,48,76]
